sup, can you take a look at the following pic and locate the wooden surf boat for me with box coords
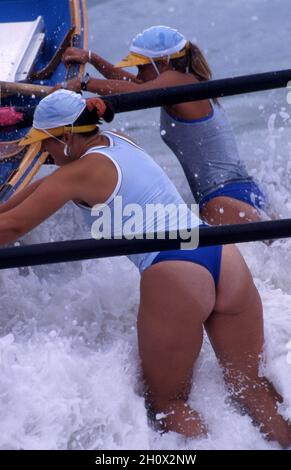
[0,0,88,201]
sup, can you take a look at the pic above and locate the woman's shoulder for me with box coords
[103,130,143,150]
[105,130,136,143]
[161,70,199,85]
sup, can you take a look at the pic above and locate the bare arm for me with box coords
[90,52,140,82]
[0,167,82,245]
[62,47,140,83]
[86,77,142,95]
[58,76,142,95]
[0,152,112,246]
[0,177,46,215]
[64,70,191,95]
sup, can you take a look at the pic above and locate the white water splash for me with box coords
[1,0,291,451]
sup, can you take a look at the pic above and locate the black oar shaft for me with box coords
[1,68,291,129]
[1,218,291,270]
[105,68,291,113]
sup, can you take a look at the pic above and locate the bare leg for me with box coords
[200,196,262,225]
[138,261,216,437]
[205,245,291,447]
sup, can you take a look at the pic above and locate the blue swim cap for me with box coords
[115,26,187,68]
[19,90,96,146]
[33,89,86,129]
[131,26,187,58]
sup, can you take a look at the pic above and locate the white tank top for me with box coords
[75,131,200,272]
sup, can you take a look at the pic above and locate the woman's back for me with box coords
[160,102,252,203]
[76,131,200,271]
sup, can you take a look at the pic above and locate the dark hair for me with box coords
[170,42,219,105]
[73,100,115,137]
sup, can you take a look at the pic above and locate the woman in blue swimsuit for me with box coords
[1,90,289,446]
[60,25,266,226]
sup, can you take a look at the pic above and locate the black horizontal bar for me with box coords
[0,218,291,270]
[1,67,291,132]
[104,67,291,113]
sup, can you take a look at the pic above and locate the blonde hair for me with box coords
[170,42,219,105]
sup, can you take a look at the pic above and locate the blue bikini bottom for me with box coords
[151,243,222,287]
[199,181,266,211]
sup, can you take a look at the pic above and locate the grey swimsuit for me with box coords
[160,103,253,204]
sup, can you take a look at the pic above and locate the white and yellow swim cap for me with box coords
[19,90,96,146]
[115,25,188,68]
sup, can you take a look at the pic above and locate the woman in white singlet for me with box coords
[0,90,289,447]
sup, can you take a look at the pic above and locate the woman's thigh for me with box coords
[138,260,216,404]
[200,196,262,225]
[205,244,264,376]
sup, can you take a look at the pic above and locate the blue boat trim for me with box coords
[0,0,86,198]
[1,153,42,202]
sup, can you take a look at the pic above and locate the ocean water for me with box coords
[0,0,291,450]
